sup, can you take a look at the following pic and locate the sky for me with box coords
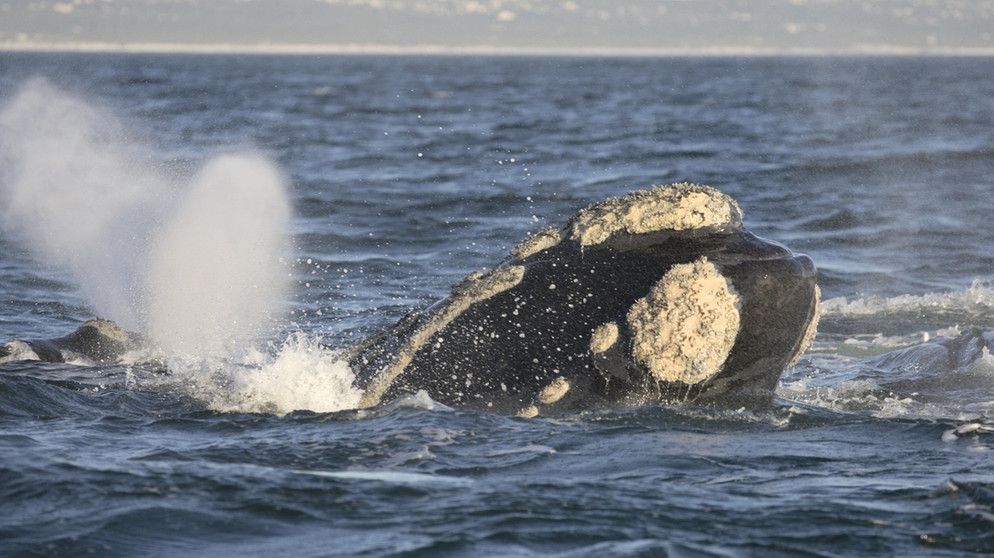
[1,0,993,55]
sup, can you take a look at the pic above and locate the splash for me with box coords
[163,335,364,415]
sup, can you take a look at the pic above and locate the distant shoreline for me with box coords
[3,41,994,57]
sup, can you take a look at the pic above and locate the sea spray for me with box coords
[0,78,363,413]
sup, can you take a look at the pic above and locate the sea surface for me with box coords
[2,53,994,556]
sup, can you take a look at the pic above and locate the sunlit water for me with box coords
[2,54,994,556]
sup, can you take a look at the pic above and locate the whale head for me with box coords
[350,183,820,415]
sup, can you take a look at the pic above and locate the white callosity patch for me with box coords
[84,318,132,345]
[517,405,540,418]
[627,257,741,385]
[569,183,743,247]
[510,225,565,260]
[538,376,570,404]
[515,376,571,418]
[359,265,526,408]
[590,322,619,354]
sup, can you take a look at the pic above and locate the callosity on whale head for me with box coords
[348,183,820,416]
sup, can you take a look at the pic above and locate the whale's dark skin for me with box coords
[0,319,147,365]
[348,184,821,416]
[2,184,821,417]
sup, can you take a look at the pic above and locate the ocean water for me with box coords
[1,53,994,556]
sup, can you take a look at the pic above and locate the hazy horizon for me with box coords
[2,0,993,56]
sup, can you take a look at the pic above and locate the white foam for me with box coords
[160,334,363,415]
[778,375,883,412]
[778,378,949,420]
[781,350,994,421]
[812,281,994,357]
[0,340,40,364]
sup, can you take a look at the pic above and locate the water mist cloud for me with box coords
[147,155,291,356]
[0,79,292,357]
[0,78,167,328]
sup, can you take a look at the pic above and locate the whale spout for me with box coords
[349,183,820,416]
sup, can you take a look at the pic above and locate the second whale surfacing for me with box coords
[1,183,821,416]
[348,183,820,416]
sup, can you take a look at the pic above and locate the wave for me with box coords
[780,355,994,421]
[822,279,994,319]
[815,279,994,347]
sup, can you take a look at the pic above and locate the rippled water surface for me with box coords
[2,54,994,556]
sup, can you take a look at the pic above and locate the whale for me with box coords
[1,183,821,416]
[0,318,148,365]
[347,183,821,415]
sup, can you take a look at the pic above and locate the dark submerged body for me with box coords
[0,319,145,365]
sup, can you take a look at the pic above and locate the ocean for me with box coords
[1,53,994,556]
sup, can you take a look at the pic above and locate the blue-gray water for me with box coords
[2,54,994,556]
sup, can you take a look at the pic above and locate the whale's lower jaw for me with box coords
[349,184,821,417]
